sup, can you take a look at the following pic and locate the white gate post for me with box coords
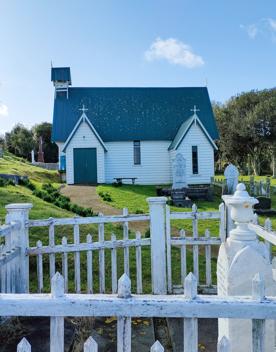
[5,203,32,293]
[218,184,274,351]
[147,197,167,294]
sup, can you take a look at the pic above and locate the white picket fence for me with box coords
[1,198,276,351]
[27,209,150,294]
[166,202,226,293]
[0,199,275,296]
[3,271,275,352]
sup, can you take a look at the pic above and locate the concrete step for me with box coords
[167,318,218,352]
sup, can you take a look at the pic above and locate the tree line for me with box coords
[0,88,275,175]
[213,88,276,177]
[0,122,58,163]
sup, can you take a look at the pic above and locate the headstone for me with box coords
[31,150,35,164]
[0,146,3,158]
[37,136,44,163]
[224,164,239,194]
[266,177,271,198]
[172,153,187,189]
[218,184,275,352]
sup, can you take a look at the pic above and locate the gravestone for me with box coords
[218,184,275,351]
[37,136,44,163]
[31,150,35,164]
[172,153,187,190]
[0,146,3,158]
[224,164,239,194]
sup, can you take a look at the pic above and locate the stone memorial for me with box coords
[0,146,3,158]
[218,183,275,351]
[31,150,35,164]
[172,153,187,190]
[224,163,239,194]
[37,136,44,163]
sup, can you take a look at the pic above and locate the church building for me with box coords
[51,67,219,185]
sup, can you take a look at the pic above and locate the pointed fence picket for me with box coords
[5,272,274,352]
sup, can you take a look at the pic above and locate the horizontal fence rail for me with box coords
[0,272,272,352]
[27,214,150,227]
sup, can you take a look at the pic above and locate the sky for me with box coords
[0,0,276,134]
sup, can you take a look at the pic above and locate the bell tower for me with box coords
[51,66,71,99]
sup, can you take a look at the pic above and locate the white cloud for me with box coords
[0,102,8,117]
[241,18,276,41]
[144,38,204,68]
[267,18,276,31]
[240,24,258,39]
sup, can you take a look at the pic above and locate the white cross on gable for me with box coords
[190,105,200,115]
[79,104,88,114]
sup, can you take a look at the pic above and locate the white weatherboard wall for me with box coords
[105,141,172,185]
[65,120,105,184]
[170,122,214,184]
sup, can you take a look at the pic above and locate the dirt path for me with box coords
[60,185,149,233]
[61,185,121,215]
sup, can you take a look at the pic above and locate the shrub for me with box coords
[0,177,16,187]
[98,191,112,202]
[112,181,122,187]
[18,178,35,191]
[145,228,150,238]
[135,209,144,214]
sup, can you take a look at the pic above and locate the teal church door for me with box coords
[73,148,98,184]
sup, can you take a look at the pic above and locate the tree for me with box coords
[32,122,58,163]
[250,95,276,177]
[214,89,276,176]
[5,124,34,159]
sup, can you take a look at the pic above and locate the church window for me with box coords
[134,141,141,165]
[192,146,198,174]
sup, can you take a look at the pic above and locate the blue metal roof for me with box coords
[51,67,71,83]
[52,87,219,142]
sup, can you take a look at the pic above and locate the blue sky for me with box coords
[0,0,276,134]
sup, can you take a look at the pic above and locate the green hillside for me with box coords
[0,153,70,222]
[0,152,60,184]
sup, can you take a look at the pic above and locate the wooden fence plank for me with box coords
[27,238,151,256]
[264,218,272,262]
[49,220,55,279]
[135,231,142,294]
[98,213,105,294]
[123,208,129,277]
[179,229,187,289]
[111,233,117,294]
[37,240,43,293]
[117,274,131,352]
[217,336,230,352]
[166,204,172,293]
[50,273,64,352]
[17,338,31,352]
[86,234,93,294]
[205,229,212,286]
[184,273,198,352]
[150,340,164,351]
[219,202,226,242]
[192,204,199,282]
[74,224,81,293]
[61,237,68,293]
[84,336,98,351]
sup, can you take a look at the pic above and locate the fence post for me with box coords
[50,272,64,352]
[5,203,32,293]
[147,197,167,294]
[117,274,131,352]
[218,184,274,351]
